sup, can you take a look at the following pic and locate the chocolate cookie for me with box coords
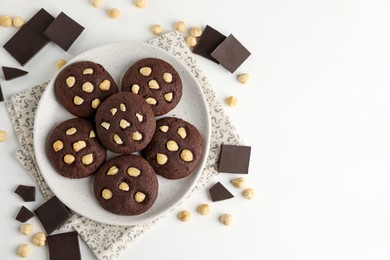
[46,118,107,179]
[142,117,204,179]
[55,61,118,119]
[93,154,158,215]
[121,58,183,116]
[95,92,156,154]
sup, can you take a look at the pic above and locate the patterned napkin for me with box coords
[6,31,244,259]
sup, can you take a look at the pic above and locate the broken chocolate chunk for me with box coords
[0,84,4,102]
[211,34,251,73]
[34,196,72,234]
[15,206,35,223]
[47,231,81,260]
[218,144,251,174]
[3,8,54,66]
[2,66,29,81]
[14,185,36,202]
[44,12,84,51]
[209,182,234,202]
[192,25,226,63]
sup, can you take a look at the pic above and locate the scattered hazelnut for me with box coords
[196,204,210,216]
[151,24,163,35]
[231,177,245,188]
[17,244,30,258]
[135,0,148,8]
[226,96,238,107]
[12,16,25,28]
[175,20,186,33]
[185,36,197,47]
[189,26,202,37]
[91,0,103,8]
[178,210,191,222]
[0,130,8,142]
[19,224,33,236]
[219,213,233,226]
[32,232,46,247]
[56,59,67,69]
[0,15,12,27]
[108,8,121,19]
[243,188,255,199]
[237,73,251,85]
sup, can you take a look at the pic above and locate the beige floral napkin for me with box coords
[6,31,244,259]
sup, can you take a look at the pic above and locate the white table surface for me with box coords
[1,0,390,259]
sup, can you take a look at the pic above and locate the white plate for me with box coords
[34,42,211,226]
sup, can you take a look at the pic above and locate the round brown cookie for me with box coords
[55,61,118,119]
[121,57,183,116]
[93,154,158,215]
[95,92,156,154]
[142,117,204,180]
[46,118,107,179]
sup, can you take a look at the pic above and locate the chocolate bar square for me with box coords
[192,25,226,63]
[47,231,81,260]
[218,144,251,174]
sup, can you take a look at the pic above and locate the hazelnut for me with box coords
[83,68,94,75]
[166,140,179,151]
[190,26,202,37]
[219,213,233,226]
[101,122,110,130]
[63,154,75,164]
[118,182,129,191]
[146,97,157,105]
[107,166,119,176]
[72,140,86,152]
[108,8,121,19]
[151,24,163,35]
[73,95,84,106]
[231,177,245,189]
[178,210,191,222]
[12,16,25,28]
[66,76,75,88]
[177,127,187,139]
[135,113,143,122]
[113,134,123,144]
[17,244,30,258]
[196,204,210,216]
[132,131,143,141]
[134,191,146,202]
[32,232,46,247]
[0,130,8,142]
[56,59,67,69]
[99,79,111,90]
[159,125,169,132]
[162,72,173,83]
[81,153,94,165]
[102,189,113,200]
[110,108,118,116]
[131,84,140,94]
[53,140,64,152]
[91,0,103,8]
[156,153,168,165]
[66,127,77,135]
[89,130,96,138]
[164,92,173,102]
[175,20,186,33]
[120,103,126,111]
[19,223,33,235]
[243,188,256,199]
[148,79,160,89]
[237,73,251,84]
[185,36,197,47]
[127,167,141,177]
[139,67,152,76]
[82,82,94,93]
[180,149,193,162]
[226,96,238,107]
[91,98,101,109]
[119,119,131,129]
[0,15,12,27]
[135,0,148,8]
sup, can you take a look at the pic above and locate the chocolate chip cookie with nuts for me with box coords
[54,61,118,119]
[93,154,158,215]
[121,57,183,116]
[142,117,204,179]
[95,92,156,154]
[46,118,107,179]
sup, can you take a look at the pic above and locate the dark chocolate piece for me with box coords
[14,185,36,202]
[0,84,4,102]
[218,144,251,174]
[192,25,226,63]
[15,206,35,223]
[44,12,84,51]
[209,182,234,202]
[210,34,251,73]
[47,231,81,260]
[3,8,54,66]
[34,196,72,234]
[2,66,28,80]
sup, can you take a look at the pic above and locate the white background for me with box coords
[1,0,390,259]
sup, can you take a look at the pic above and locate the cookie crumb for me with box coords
[178,210,191,222]
[219,213,233,226]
